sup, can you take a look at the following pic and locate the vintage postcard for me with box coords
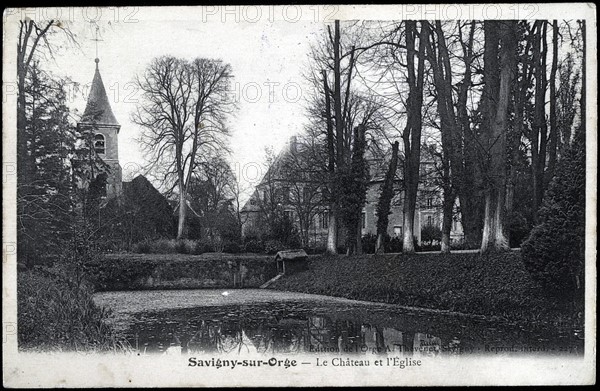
[2,4,597,387]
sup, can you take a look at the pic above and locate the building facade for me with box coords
[241,137,464,248]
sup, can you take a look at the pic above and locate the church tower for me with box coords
[78,58,122,198]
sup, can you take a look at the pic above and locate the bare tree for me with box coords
[424,21,462,253]
[304,20,372,254]
[133,56,236,239]
[479,20,517,252]
[400,21,428,253]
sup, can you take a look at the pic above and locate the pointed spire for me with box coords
[81,60,119,127]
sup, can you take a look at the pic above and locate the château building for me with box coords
[240,136,464,248]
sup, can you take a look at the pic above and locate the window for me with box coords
[303,187,311,202]
[284,210,293,221]
[362,212,366,229]
[94,134,105,155]
[427,215,433,226]
[394,226,403,238]
[321,212,329,230]
[426,197,433,208]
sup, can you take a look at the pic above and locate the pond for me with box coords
[94,289,583,357]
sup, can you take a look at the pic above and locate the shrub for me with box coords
[387,236,403,253]
[222,240,242,254]
[304,246,326,255]
[175,240,187,254]
[244,239,265,254]
[18,268,128,351]
[361,233,378,254]
[420,243,441,252]
[264,239,286,255]
[191,239,211,254]
[521,133,585,295]
[450,238,469,251]
[421,224,442,246]
[133,240,152,254]
[152,239,177,254]
[508,212,532,248]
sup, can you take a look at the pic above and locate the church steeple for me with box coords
[81,58,120,129]
[78,56,123,199]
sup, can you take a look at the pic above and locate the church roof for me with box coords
[81,59,119,127]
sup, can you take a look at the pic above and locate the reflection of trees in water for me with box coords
[131,307,450,356]
[186,320,250,354]
[245,315,306,354]
[182,316,307,355]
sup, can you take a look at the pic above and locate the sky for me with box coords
[33,9,328,202]
[6,5,594,203]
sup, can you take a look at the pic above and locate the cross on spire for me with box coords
[91,25,103,68]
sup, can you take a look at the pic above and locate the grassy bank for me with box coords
[268,252,584,327]
[18,268,129,351]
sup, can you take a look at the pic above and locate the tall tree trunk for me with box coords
[480,21,516,253]
[343,125,368,256]
[547,20,559,183]
[334,20,344,167]
[427,21,460,254]
[454,21,483,248]
[177,179,187,239]
[441,190,454,253]
[322,68,338,255]
[326,210,338,254]
[402,21,427,253]
[531,21,549,223]
[580,20,586,135]
[375,141,399,254]
[506,22,534,246]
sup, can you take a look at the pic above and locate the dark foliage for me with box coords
[421,224,442,246]
[266,214,301,248]
[337,125,369,253]
[361,233,407,254]
[17,64,76,267]
[521,133,585,296]
[264,239,286,255]
[222,240,242,254]
[244,239,265,254]
[361,233,378,254]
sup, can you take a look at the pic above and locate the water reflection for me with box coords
[124,302,582,357]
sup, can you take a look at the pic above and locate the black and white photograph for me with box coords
[2,4,596,387]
